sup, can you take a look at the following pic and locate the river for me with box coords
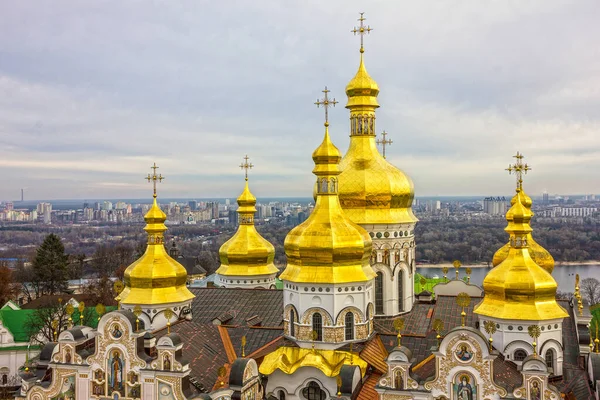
[416,264,600,291]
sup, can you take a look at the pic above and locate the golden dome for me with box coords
[492,189,554,273]
[345,53,380,108]
[280,126,376,284]
[338,51,417,225]
[474,189,567,321]
[120,196,195,306]
[216,179,278,277]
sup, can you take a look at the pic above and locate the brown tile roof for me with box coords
[190,287,283,327]
[359,336,389,374]
[357,373,381,400]
[492,354,522,393]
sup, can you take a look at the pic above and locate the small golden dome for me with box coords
[280,127,376,284]
[474,189,567,321]
[492,189,554,273]
[120,196,195,306]
[216,179,278,277]
[345,53,380,109]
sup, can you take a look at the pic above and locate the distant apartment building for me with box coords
[542,192,549,204]
[538,206,598,218]
[36,202,53,224]
[483,196,508,216]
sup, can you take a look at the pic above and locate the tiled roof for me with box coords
[492,354,522,393]
[357,373,381,400]
[359,335,389,374]
[189,288,283,327]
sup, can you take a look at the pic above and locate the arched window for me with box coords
[366,306,371,335]
[289,310,295,337]
[345,312,354,340]
[514,349,527,361]
[302,381,326,400]
[398,270,404,313]
[312,313,323,341]
[545,349,554,369]
[1,374,6,385]
[375,272,384,314]
[394,370,403,389]
[279,390,286,400]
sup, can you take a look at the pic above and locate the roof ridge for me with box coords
[246,335,285,359]
[218,325,237,363]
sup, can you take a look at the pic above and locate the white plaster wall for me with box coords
[215,273,277,289]
[0,349,36,383]
[121,299,193,331]
[266,368,336,400]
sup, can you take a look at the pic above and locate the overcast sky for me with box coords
[1,0,599,201]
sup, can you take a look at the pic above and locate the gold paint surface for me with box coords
[121,197,195,305]
[338,53,417,225]
[280,128,375,284]
[258,346,367,377]
[474,189,567,321]
[217,180,278,277]
[492,189,554,273]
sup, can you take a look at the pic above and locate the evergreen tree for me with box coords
[32,234,69,295]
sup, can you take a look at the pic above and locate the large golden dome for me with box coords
[216,179,278,277]
[491,189,554,273]
[474,188,567,321]
[280,125,375,284]
[120,196,195,306]
[338,52,417,225]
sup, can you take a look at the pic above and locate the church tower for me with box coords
[118,164,195,330]
[279,87,376,350]
[338,13,418,317]
[260,88,375,400]
[474,153,568,375]
[216,156,279,289]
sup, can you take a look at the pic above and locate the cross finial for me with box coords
[505,151,531,191]
[376,130,392,158]
[315,86,338,127]
[240,155,253,181]
[351,12,373,54]
[146,163,164,198]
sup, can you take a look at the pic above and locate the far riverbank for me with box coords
[417,260,600,269]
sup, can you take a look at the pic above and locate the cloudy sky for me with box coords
[1,0,599,201]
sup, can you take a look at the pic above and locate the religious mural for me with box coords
[529,380,541,400]
[158,381,176,400]
[108,349,125,396]
[455,344,473,362]
[50,375,75,400]
[453,373,476,400]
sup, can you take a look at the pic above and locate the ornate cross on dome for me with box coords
[314,86,338,127]
[376,130,392,159]
[351,12,373,53]
[146,162,164,198]
[506,151,531,190]
[240,155,253,181]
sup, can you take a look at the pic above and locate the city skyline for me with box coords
[1,1,599,200]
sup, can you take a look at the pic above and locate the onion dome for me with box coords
[338,20,417,225]
[280,123,375,284]
[492,189,554,273]
[216,178,278,277]
[120,195,194,306]
[474,188,567,321]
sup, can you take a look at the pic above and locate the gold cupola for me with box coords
[338,13,417,225]
[280,88,375,284]
[491,189,554,273]
[216,156,278,279]
[120,164,195,306]
[474,154,567,321]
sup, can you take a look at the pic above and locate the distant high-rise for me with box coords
[483,196,508,216]
[188,200,198,211]
[543,191,549,204]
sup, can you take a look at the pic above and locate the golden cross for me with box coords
[314,86,338,127]
[146,162,164,198]
[506,152,531,190]
[376,130,392,158]
[240,155,253,181]
[351,12,373,53]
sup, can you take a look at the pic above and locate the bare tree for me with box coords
[581,277,600,306]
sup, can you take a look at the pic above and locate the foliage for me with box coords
[0,265,17,305]
[32,234,69,296]
[581,277,600,306]
[81,276,118,306]
[24,298,95,345]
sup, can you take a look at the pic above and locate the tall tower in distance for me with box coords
[338,13,418,317]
